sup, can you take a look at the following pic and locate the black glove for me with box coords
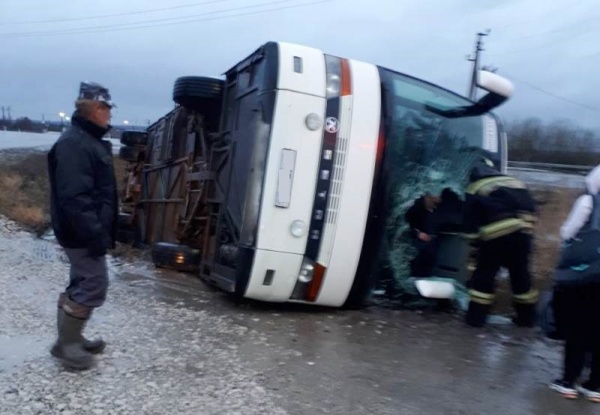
[88,236,107,257]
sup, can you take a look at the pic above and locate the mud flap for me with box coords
[151,242,201,273]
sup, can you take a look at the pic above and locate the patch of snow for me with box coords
[0,131,121,154]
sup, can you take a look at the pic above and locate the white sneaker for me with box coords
[550,379,578,399]
[577,382,600,403]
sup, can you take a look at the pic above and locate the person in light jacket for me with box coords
[550,165,600,402]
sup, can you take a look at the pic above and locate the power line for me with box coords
[489,29,591,56]
[503,72,600,112]
[492,14,598,44]
[0,0,233,25]
[446,2,588,44]
[1,0,325,38]
[1,0,297,36]
[493,1,585,30]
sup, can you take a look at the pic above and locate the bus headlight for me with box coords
[290,220,307,237]
[305,113,322,131]
[326,73,341,98]
[298,259,314,283]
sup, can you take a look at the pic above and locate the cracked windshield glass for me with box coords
[374,68,500,307]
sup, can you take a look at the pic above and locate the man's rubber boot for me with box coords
[53,293,106,354]
[512,302,536,328]
[51,309,95,370]
[465,302,491,328]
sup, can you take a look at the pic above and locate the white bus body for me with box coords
[129,41,512,308]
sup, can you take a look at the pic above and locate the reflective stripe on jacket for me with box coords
[466,176,527,196]
[467,176,535,241]
[478,217,534,241]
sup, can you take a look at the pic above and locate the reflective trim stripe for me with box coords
[467,176,526,196]
[513,289,539,304]
[517,212,537,224]
[469,289,495,305]
[479,218,533,241]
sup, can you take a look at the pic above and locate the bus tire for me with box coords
[119,145,144,162]
[342,279,374,310]
[116,228,135,244]
[172,76,224,109]
[120,131,148,146]
[118,212,133,229]
[151,242,201,273]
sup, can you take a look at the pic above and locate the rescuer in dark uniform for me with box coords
[464,158,538,328]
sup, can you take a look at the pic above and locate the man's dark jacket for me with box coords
[47,113,118,256]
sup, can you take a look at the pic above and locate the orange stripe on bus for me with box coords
[307,263,326,302]
[340,58,352,96]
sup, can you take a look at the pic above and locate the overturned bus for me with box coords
[116,41,513,308]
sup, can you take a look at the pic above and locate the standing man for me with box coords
[48,82,118,369]
[464,157,538,328]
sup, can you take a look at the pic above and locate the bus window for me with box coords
[374,68,504,304]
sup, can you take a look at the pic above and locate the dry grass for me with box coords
[0,152,50,234]
[493,187,580,311]
[0,150,128,235]
[113,156,128,192]
[529,188,579,289]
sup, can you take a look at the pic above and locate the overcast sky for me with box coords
[1,0,598,129]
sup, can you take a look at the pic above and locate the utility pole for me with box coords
[1,106,4,121]
[6,106,11,121]
[466,30,490,101]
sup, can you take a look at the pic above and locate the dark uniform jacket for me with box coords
[464,163,536,240]
[47,113,118,256]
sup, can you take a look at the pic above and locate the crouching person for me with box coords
[47,82,118,369]
[463,157,538,328]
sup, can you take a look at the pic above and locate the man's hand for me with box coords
[88,236,107,258]
[418,232,432,242]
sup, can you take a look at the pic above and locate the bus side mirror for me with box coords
[475,70,514,110]
[424,71,515,118]
[477,70,514,98]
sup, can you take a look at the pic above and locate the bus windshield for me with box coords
[374,68,501,304]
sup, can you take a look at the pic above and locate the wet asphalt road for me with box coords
[0,217,598,414]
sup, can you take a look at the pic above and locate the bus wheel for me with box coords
[119,146,144,162]
[120,130,148,146]
[342,279,374,310]
[116,228,135,244]
[118,212,133,229]
[172,76,224,111]
[151,242,201,273]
